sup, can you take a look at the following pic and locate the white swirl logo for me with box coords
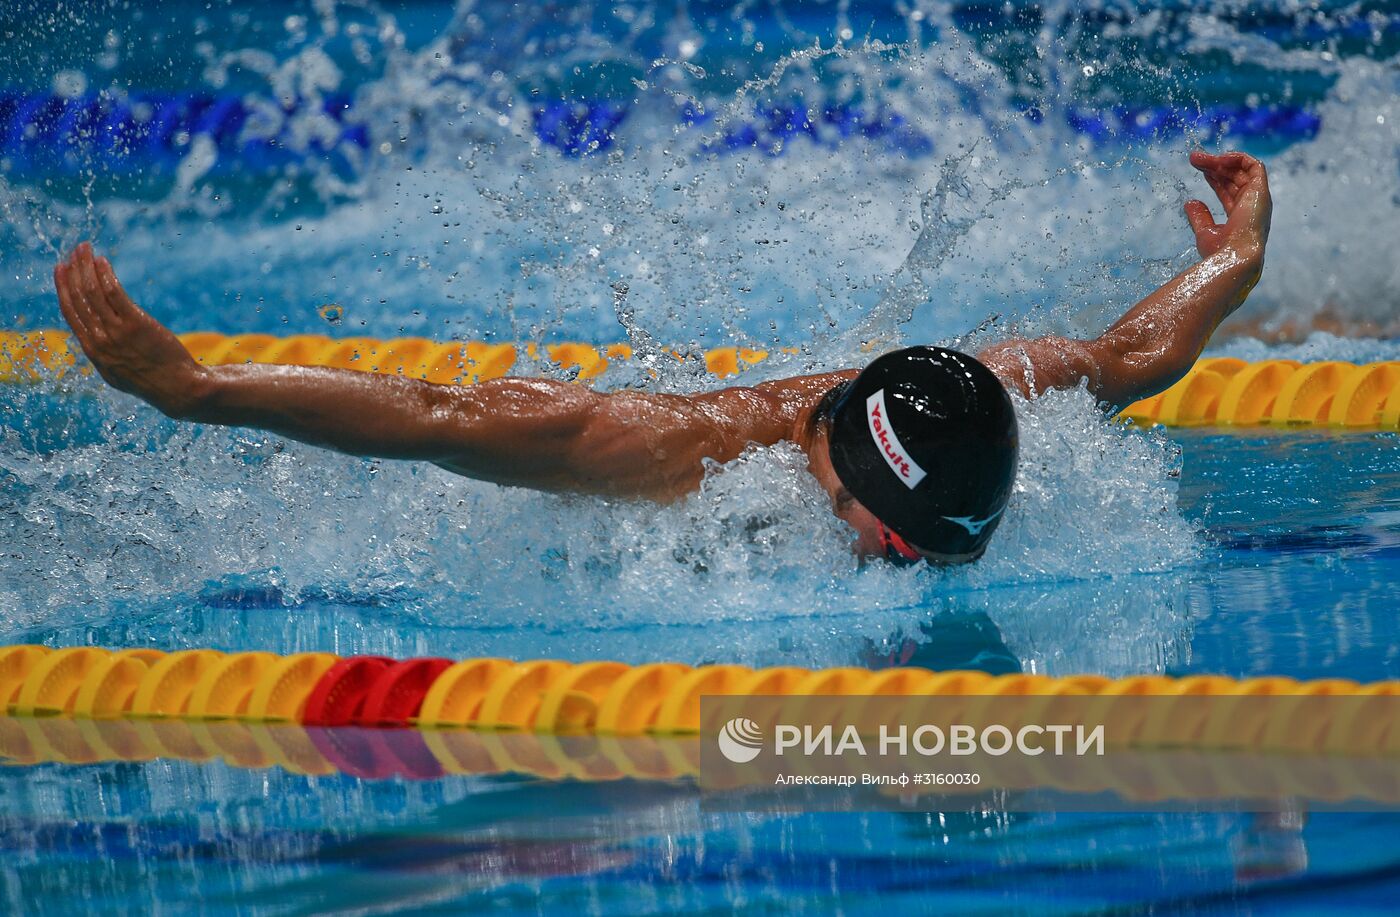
[717,717,764,763]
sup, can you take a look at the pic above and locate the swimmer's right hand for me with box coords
[54,242,210,418]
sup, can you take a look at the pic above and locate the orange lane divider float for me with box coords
[4,647,1399,736]
[1119,356,1400,428]
[0,646,1396,803]
[0,646,1394,739]
[3,331,1399,428]
[1,646,1397,786]
[0,329,782,385]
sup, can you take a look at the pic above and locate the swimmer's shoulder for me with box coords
[752,369,861,442]
[690,369,855,417]
[679,370,855,449]
[752,369,860,406]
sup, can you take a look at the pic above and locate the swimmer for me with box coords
[53,150,1270,565]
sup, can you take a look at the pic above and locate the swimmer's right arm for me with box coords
[54,243,800,500]
[978,150,1272,411]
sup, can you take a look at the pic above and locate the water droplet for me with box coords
[52,69,87,98]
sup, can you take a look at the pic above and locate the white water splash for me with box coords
[0,370,1195,676]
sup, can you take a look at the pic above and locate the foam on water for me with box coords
[1213,331,1400,364]
[0,372,1194,674]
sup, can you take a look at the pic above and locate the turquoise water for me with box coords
[1,424,1398,913]
[3,0,1400,912]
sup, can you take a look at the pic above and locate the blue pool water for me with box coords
[3,0,1400,912]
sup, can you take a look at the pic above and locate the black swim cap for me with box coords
[827,346,1018,558]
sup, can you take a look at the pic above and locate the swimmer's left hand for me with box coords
[54,242,209,417]
[1183,150,1272,261]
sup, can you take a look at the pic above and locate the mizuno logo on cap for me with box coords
[866,390,927,489]
[941,507,1004,536]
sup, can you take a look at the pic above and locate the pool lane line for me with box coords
[2,644,1398,735]
[4,330,1399,429]
[0,647,1396,796]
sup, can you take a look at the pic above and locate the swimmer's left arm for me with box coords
[978,150,1271,411]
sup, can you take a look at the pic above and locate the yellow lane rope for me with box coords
[0,647,1394,799]
[1,645,1394,736]
[4,330,1399,428]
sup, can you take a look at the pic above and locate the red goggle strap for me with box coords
[880,523,923,562]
